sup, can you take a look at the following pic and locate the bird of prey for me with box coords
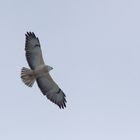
[21,32,66,109]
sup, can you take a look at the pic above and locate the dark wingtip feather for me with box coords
[25,32,36,38]
[63,102,66,108]
[57,98,67,109]
[46,89,67,109]
[51,96,67,109]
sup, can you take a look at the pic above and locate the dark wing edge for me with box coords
[46,88,67,109]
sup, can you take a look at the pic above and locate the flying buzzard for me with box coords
[21,32,66,109]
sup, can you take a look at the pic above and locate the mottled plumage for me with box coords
[21,32,66,109]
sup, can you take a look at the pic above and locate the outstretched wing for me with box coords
[25,32,45,70]
[36,74,67,109]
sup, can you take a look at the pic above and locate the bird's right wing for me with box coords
[36,74,67,109]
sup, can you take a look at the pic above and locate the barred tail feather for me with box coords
[21,67,35,87]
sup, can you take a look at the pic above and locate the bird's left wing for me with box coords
[36,74,67,109]
[25,32,45,70]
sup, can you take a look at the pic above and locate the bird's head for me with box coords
[46,65,53,72]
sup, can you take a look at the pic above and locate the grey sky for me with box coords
[0,0,140,139]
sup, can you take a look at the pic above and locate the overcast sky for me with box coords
[0,0,140,140]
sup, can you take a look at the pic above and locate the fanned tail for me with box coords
[21,67,35,87]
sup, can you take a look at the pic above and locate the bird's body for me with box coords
[33,65,52,77]
[21,32,66,109]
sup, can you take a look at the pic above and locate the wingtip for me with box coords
[25,31,36,38]
[57,99,67,109]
